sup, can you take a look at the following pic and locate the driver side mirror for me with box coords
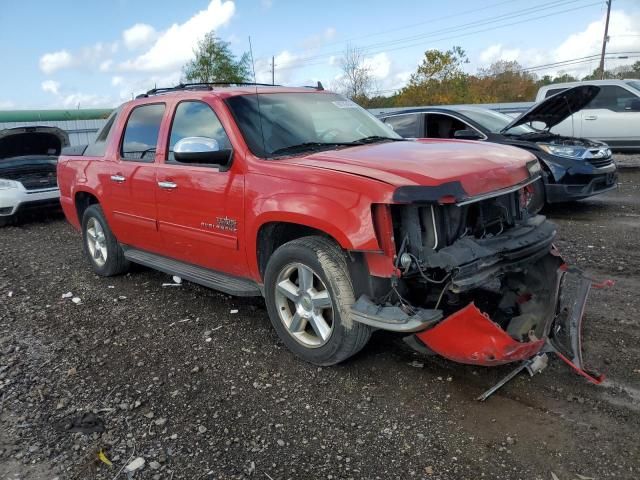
[453,129,482,140]
[174,137,233,168]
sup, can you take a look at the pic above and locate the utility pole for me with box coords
[271,56,275,85]
[598,0,612,80]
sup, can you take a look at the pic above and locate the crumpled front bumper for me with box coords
[413,261,604,383]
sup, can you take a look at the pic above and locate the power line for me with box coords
[273,0,600,72]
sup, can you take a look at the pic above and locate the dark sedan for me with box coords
[378,86,618,203]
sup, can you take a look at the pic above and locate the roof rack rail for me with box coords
[302,81,324,91]
[135,82,281,98]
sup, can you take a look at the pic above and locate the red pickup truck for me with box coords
[57,84,601,390]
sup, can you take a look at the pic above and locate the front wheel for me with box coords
[264,236,371,366]
[81,204,129,276]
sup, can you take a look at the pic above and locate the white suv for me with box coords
[0,126,69,226]
[536,79,640,150]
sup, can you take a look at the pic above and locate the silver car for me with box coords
[536,79,640,150]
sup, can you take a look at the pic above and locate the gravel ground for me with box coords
[613,153,640,169]
[1,172,639,480]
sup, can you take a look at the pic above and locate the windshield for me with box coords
[225,92,401,157]
[627,80,640,92]
[456,108,536,135]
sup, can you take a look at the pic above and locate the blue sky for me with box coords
[1,0,639,109]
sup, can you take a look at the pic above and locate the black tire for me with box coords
[264,236,371,366]
[81,204,129,276]
[0,215,15,227]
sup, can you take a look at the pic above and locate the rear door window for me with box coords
[544,88,568,98]
[384,114,421,137]
[120,103,165,161]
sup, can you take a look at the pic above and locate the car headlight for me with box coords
[0,179,18,190]
[538,144,587,159]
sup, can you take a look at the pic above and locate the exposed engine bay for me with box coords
[351,186,604,396]
[510,130,607,149]
[0,158,58,190]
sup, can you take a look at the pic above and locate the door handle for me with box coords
[584,115,598,120]
[157,181,177,190]
[110,174,126,183]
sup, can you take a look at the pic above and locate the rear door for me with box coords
[107,103,165,253]
[579,85,640,147]
[155,100,247,277]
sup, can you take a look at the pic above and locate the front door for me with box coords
[155,100,247,277]
[107,103,165,253]
[579,85,640,148]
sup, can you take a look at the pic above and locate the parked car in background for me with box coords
[536,79,640,150]
[379,85,618,204]
[0,126,69,226]
[56,83,600,387]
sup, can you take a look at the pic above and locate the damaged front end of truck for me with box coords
[352,172,604,397]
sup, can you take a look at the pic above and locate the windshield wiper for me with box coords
[350,135,405,144]
[270,142,361,156]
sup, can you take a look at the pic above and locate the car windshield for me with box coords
[456,108,537,135]
[225,92,401,158]
[626,80,640,92]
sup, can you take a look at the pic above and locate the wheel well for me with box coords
[256,222,380,298]
[257,222,329,278]
[75,192,99,224]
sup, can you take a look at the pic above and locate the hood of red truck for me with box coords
[280,139,535,198]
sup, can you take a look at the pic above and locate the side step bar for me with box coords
[123,247,262,297]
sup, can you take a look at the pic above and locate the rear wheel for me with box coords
[264,236,371,366]
[81,204,129,276]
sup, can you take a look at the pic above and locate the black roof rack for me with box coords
[136,82,282,98]
[136,81,324,99]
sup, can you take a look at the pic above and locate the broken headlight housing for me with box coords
[0,179,18,190]
[538,144,587,159]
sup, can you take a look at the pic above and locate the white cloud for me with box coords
[39,43,118,74]
[475,10,640,78]
[118,0,235,73]
[302,27,337,50]
[100,60,114,72]
[479,44,523,64]
[39,50,73,74]
[58,92,114,109]
[364,52,391,79]
[0,100,15,109]
[41,80,61,95]
[111,76,124,87]
[123,23,158,50]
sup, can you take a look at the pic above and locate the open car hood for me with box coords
[0,126,69,160]
[501,85,600,132]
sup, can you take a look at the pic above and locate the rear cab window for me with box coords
[120,103,166,162]
[84,108,120,157]
[544,88,568,98]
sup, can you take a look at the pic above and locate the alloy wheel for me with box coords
[86,217,108,267]
[274,262,334,348]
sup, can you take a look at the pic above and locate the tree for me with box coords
[336,45,375,103]
[183,32,251,84]
[396,47,470,106]
[471,60,538,102]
